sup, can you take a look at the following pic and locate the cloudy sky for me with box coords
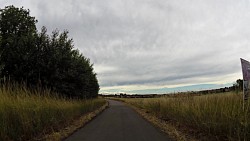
[1,0,250,94]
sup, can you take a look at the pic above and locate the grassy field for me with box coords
[0,83,105,141]
[121,92,250,140]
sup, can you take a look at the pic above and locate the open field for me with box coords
[0,83,106,141]
[117,92,250,140]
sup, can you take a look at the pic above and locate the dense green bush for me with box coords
[0,6,99,98]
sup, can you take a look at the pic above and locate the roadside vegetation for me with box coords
[0,5,99,99]
[121,92,249,140]
[0,5,105,141]
[0,83,105,141]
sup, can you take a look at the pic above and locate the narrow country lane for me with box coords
[64,100,171,141]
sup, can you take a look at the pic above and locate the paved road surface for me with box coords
[64,100,171,141]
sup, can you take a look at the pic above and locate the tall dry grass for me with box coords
[0,83,105,141]
[124,92,250,140]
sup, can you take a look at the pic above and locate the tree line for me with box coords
[0,5,99,99]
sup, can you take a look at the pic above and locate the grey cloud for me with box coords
[2,0,250,93]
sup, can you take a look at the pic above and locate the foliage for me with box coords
[123,92,250,140]
[0,5,37,81]
[0,6,99,98]
[0,83,105,141]
[236,79,243,90]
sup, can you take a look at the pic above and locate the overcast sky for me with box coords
[1,0,250,94]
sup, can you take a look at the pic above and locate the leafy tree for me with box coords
[236,79,243,90]
[0,6,99,99]
[232,79,243,92]
[0,5,37,82]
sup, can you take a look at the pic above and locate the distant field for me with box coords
[119,92,250,140]
[0,84,105,141]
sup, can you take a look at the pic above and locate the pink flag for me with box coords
[241,58,250,81]
[241,58,250,100]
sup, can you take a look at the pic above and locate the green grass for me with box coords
[0,83,105,141]
[123,92,250,140]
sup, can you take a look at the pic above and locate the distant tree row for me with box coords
[0,6,99,98]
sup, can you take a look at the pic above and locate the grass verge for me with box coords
[41,101,108,141]
[113,92,250,141]
[0,83,106,141]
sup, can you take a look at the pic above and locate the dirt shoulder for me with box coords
[35,100,109,141]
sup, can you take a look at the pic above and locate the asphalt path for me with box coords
[64,99,171,141]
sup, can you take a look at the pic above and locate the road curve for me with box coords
[64,100,171,141]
